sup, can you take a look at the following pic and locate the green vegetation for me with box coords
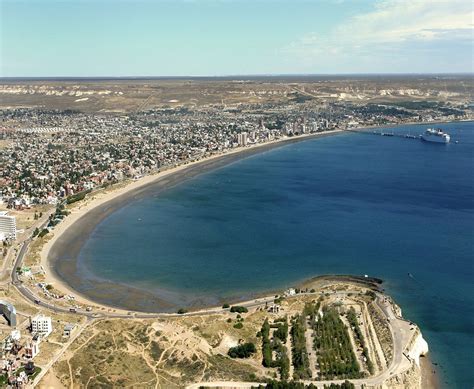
[313,307,362,380]
[274,296,285,304]
[260,318,290,380]
[290,314,311,380]
[303,300,321,319]
[230,306,248,313]
[233,322,243,329]
[66,189,92,204]
[222,303,230,309]
[273,320,289,343]
[177,308,188,314]
[28,366,41,380]
[261,319,272,367]
[149,341,162,360]
[228,342,256,358]
[38,228,49,238]
[347,307,374,374]
[365,290,376,300]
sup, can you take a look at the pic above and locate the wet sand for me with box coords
[420,355,440,389]
[43,130,343,312]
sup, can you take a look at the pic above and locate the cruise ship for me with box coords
[421,128,450,143]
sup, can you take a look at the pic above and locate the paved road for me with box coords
[11,233,279,319]
[10,234,416,388]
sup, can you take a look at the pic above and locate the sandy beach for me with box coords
[40,130,343,313]
[420,355,441,389]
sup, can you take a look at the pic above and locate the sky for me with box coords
[1,0,473,77]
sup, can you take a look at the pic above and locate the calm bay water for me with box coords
[78,121,473,388]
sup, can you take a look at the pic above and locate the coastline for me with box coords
[41,130,344,313]
[38,118,469,314]
[420,355,441,389]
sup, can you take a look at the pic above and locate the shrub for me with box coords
[66,189,91,204]
[38,229,49,238]
[228,342,256,358]
[230,306,248,313]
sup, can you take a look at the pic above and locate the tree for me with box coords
[228,342,256,358]
[230,306,248,313]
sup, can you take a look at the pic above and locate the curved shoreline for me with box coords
[40,119,469,313]
[42,130,344,313]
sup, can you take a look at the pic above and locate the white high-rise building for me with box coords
[31,314,52,337]
[0,212,16,241]
[237,132,248,146]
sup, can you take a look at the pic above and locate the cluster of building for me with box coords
[0,301,48,386]
[0,303,77,387]
[1,100,471,208]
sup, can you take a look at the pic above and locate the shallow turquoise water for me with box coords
[78,121,473,388]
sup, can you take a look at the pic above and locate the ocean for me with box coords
[72,121,472,388]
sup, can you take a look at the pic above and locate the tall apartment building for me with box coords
[31,314,52,337]
[237,132,248,146]
[0,212,17,241]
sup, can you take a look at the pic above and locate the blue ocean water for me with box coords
[78,121,473,388]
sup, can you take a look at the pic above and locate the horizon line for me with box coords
[1,72,473,81]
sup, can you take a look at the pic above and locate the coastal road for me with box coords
[12,248,417,389]
[10,232,417,388]
[11,233,278,319]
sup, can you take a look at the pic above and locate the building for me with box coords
[237,132,248,146]
[63,323,76,337]
[284,288,296,297]
[31,315,52,337]
[0,300,17,327]
[0,212,16,241]
[10,330,20,342]
[24,339,40,359]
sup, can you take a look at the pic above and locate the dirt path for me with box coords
[361,301,386,373]
[305,318,317,379]
[285,320,294,379]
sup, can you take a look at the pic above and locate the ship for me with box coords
[421,128,450,143]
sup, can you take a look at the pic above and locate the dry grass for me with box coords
[1,77,472,113]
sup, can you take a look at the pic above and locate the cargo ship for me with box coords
[421,128,450,143]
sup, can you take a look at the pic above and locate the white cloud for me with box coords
[283,0,474,72]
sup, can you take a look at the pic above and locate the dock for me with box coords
[345,128,420,140]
